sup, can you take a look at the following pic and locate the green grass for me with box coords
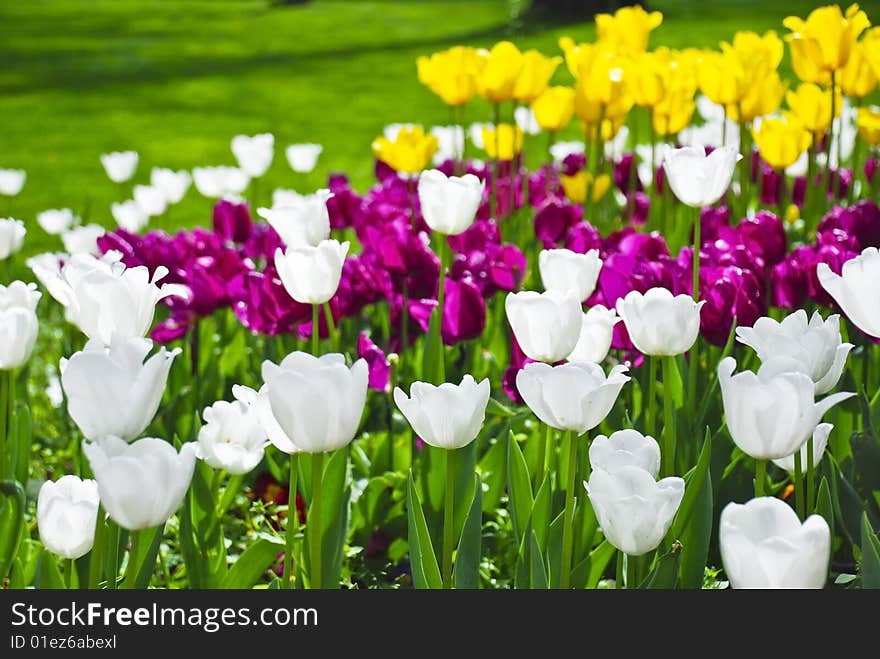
[1,0,874,255]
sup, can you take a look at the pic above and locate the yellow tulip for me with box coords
[784,204,801,225]
[532,86,575,132]
[862,28,880,80]
[786,83,841,137]
[699,50,748,107]
[572,53,632,126]
[652,86,696,136]
[560,171,611,204]
[729,71,786,123]
[476,41,524,104]
[752,114,812,170]
[371,126,438,174]
[783,3,871,76]
[579,117,625,144]
[857,106,880,145]
[595,5,663,55]
[839,42,877,98]
[513,50,561,104]
[416,46,485,106]
[726,30,784,74]
[482,123,523,161]
[630,51,667,108]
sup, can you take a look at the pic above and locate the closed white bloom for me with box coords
[61,335,179,442]
[133,184,168,217]
[516,361,630,435]
[539,248,602,302]
[737,310,853,395]
[514,106,540,135]
[257,190,332,248]
[393,375,490,450]
[662,144,741,208]
[550,141,585,163]
[61,224,105,256]
[604,125,629,160]
[275,239,349,305]
[197,386,268,475]
[0,169,26,196]
[37,208,75,235]
[37,476,99,560]
[772,423,833,475]
[0,218,26,259]
[567,305,620,363]
[430,126,464,165]
[505,290,582,363]
[26,252,65,300]
[720,497,830,589]
[417,169,482,236]
[192,166,250,199]
[272,188,303,208]
[285,143,323,174]
[100,151,138,183]
[0,281,40,370]
[150,168,192,204]
[468,122,491,149]
[817,247,880,338]
[585,466,685,556]
[111,200,149,233]
[255,352,368,454]
[84,436,197,531]
[231,133,274,178]
[717,357,853,460]
[589,429,661,479]
[616,287,704,357]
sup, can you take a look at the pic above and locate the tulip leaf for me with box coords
[406,470,442,590]
[453,442,478,538]
[678,472,713,589]
[640,542,682,589]
[668,428,713,541]
[222,539,285,589]
[11,403,32,485]
[507,432,534,545]
[134,525,164,589]
[666,355,684,410]
[0,479,25,581]
[529,530,549,589]
[586,540,615,589]
[829,456,870,547]
[421,307,444,386]
[179,493,205,588]
[305,448,350,589]
[478,432,507,513]
[454,475,482,589]
[486,397,516,417]
[219,330,247,379]
[35,550,66,590]
[531,475,552,552]
[860,513,880,589]
[814,477,835,541]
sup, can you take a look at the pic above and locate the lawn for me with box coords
[0,0,870,254]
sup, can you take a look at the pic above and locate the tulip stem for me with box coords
[284,454,299,589]
[322,302,337,353]
[109,522,120,589]
[535,424,551,489]
[616,551,624,589]
[826,71,836,203]
[63,558,73,589]
[492,103,501,221]
[646,357,657,439]
[754,459,766,497]
[662,357,676,478]
[560,430,577,589]
[443,447,457,589]
[0,370,8,481]
[793,452,806,521]
[691,205,701,302]
[806,436,816,510]
[122,529,141,589]
[311,304,320,356]
[626,553,637,590]
[88,508,105,589]
[310,452,325,589]
[435,236,447,384]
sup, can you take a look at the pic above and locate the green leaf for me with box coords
[222,539,285,589]
[531,475,552,552]
[219,330,247,378]
[669,428,713,541]
[860,513,880,589]
[35,550,65,589]
[454,475,482,590]
[666,355,684,409]
[829,457,868,546]
[0,479,25,580]
[678,472,713,589]
[406,470,442,590]
[586,540,616,589]
[305,448,350,589]
[814,477,834,542]
[421,307,444,385]
[11,403,32,485]
[529,530,549,589]
[134,526,164,589]
[478,433,507,513]
[507,431,534,545]
[486,397,516,417]
[641,542,682,589]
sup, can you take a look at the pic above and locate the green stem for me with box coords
[311,304,320,356]
[88,508,105,589]
[122,529,141,589]
[0,370,8,481]
[692,205,701,302]
[662,357,676,478]
[109,522,120,589]
[755,459,767,497]
[616,550,624,589]
[284,454,299,588]
[626,553,637,590]
[435,236,447,384]
[63,558,73,589]
[535,425,549,490]
[310,451,325,589]
[806,436,816,510]
[793,451,805,521]
[322,302,337,353]
[492,103,501,221]
[826,71,836,203]
[646,356,657,438]
[442,448,456,589]
[560,430,577,589]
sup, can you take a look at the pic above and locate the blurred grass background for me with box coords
[1,0,872,251]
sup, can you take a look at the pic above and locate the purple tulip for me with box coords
[534,197,581,248]
[326,173,364,229]
[738,211,786,267]
[213,200,252,244]
[699,265,766,346]
[817,201,880,251]
[442,276,486,345]
[565,220,602,254]
[770,255,807,309]
[357,332,391,392]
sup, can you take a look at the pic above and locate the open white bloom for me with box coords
[61,224,105,256]
[430,126,464,165]
[394,375,490,450]
[61,335,179,442]
[589,429,661,479]
[720,497,830,589]
[514,106,540,135]
[275,239,349,305]
[0,218,26,259]
[717,357,853,460]
[150,168,192,204]
[517,362,630,435]
[197,386,268,475]
[231,133,274,178]
[37,208,75,235]
[0,169,26,196]
[37,476,99,560]
[585,466,685,556]
[616,287,704,356]
[192,166,250,199]
[111,200,149,233]
[133,184,168,217]
[550,141,585,163]
[285,143,323,173]
[100,151,138,183]
[505,290,582,363]
[567,305,620,363]
[84,436,197,530]
[817,246,880,338]
[255,352,368,454]
[0,281,40,370]
[257,190,332,247]
[772,423,833,475]
[662,144,741,207]
[26,252,65,299]
[737,310,853,395]
[539,248,602,302]
[417,169,482,235]
[272,188,303,208]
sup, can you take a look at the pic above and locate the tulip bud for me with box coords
[0,218,25,259]
[150,168,192,204]
[286,143,323,174]
[0,169,26,196]
[616,287,704,356]
[274,239,349,305]
[539,248,602,302]
[589,429,661,478]
[192,166,250,199]
[37,208,75,235]
[111,200,149,233]
[197,386,268,475]
[61,224,104,256]
[37,475,100,560]
[772,423,832,475]
[0,281,40,370]
[257,191,332,248]
[417,169,482,236]
[231,133,274,178]
[720,496,830,589]
[817,246,880,338]
[662,145,740,208]
[133,184,168,218]
[100,151,138,183]
[505,290,582,363]
[566,305,620,363]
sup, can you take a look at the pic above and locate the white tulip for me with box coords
[585,466,685,556]
[737,310,853,395]
[37,208,75,235]
[0,281,40,370]
[589,429,661,479]
[271,188,303,208]
[549,141,585,163]
[133,184,168,217]
[616,287,704,357]
[393,375,490,450]
[635,142,667,187]
[717,357,853,460]
[150,168,192,204]
[720,497,830,589]
[231,133,274,178]
[417,169,482,236]
[100,151,138,183]
[192,166,250,199]
[257,190,332,248]
[26,252,65,301]
[61,224,105,256]
[429,126,464,165]
[84,436,197,530]
[197,386,268,475]
[772,423,833,475]
[539,248,602,302]
[817,246,880,338]
[603,125,630,160]
[61,335,179,442]
[37,476,100,560]
[275,239,349,305]
[285,143,323,174]
[468,123,491,149]
[662,144,741,208]
[111,200,149,233]
[514,106,541,135]
[516,361,630,435]
[0,218,26,259]
[0,169,25,196]
[505,290,582,363]
[567,305,620,363]
[255,352,368,454]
